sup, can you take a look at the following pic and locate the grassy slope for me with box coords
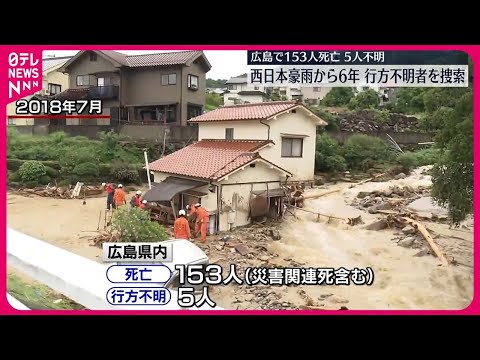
[7,272,85,310]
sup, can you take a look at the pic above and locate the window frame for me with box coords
[281,137,304,158]
[188,74,199,90]
[76,75,90,86]
[225,128,234,140]
[48,83,62,95]
[162,73,177,86]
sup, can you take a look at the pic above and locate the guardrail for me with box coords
[6,228,222,311]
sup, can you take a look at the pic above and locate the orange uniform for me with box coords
[174,217,191,240]
[195,206,209,242]
[139,203,146,209]
[114,188,126,207]
[188,204,196,216]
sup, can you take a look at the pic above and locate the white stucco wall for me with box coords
[197,109,318,182]
[152,161,284,232]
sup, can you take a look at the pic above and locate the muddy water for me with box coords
[271,167,474,310]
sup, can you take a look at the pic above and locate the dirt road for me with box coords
[7,168,474,311]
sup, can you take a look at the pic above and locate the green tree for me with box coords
[315,134,346,173]
[342,134,391,170]
[206,78,227,88]
[348,89,380,110]
[430,87,473,224]
[321,87,354,106]
[112,207,169,242]
[389,88,427,114]
[205,93,224,111]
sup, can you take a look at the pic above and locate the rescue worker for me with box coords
[102,182,115,210]
[130,190,142,208]
[185,204,198,238]
[113,184,127,208]
[139,200,148,209]
[186,204,196,216]
[194,203,209,243]
[173,209,191,240]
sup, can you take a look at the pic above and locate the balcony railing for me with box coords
[88,85,119,100]
[6,228,223,311]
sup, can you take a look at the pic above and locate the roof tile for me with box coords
[148,140,271,180]
[188,101,299,122]
[125,50,204,67]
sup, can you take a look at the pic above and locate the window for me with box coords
[225,128,234,140]
[281,138,303,158]
[254,86,259,90]
[8,118,15,125]
[89,52,97,61]
[48,83,61,95]
[313,87,320,92]
[228,97,236,100]
[161,73,177,85]
[227,84,237,90]
[188,74,199,90]
[76,75,90,86]
[187,104,202,120]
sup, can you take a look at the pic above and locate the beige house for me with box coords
[300,87,332,105]
[223,75,270,105]
[7,56,72,126]
[51,50,211,126]
[145,101,327,233]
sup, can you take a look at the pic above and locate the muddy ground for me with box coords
[7,167,474,310]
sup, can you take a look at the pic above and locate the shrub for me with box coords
[6,159,24,171]
[60,147,100,174]
[396,152,417,174]
[315,134,347,173]
[112,206,169,243]
[110,162,141,184]
[18,160,47,183]
[45,166,60,178]
[342,134,391,170]
[41,161,62,170]
[8,171,21,182]
[72,162,100,182]
[39,175,52,185]
[413,148,442,166]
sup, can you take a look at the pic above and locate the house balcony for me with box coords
[88,85,119,100]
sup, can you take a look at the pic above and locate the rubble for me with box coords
[14,184,104,199]
[337,110,420,133]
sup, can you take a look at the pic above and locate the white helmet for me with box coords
[195,203,201,208]
[186,205,190,210]
[136,190,142,195]
[118,184,123,188]
[102,183,106,186]
[142,200,147,204]
[179,209,186,216]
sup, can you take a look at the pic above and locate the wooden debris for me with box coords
[401,217,449,266]
[347,215,364,226]
[349,172,388,188]
[234,244,252,256]
[90,231,119,246]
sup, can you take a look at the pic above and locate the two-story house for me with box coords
[51,50,211,126]
[223,75,270,105]
[144,101,327,233]
[7,56,72,126]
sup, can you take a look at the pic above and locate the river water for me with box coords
[270,167,474,310]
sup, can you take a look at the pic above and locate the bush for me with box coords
[396,152,417,173]
[112,206,169,243]
[6,159,24,171]
[315,134,347,173]
[348,89,380,110]
[45,166,60,178]
[8,171,21,182]
[60,147,100,175]
[110,162,141,184]
[39,175,52,185]
[412,148,442,166]
[18,160,47,183]
[41,161,62,170]
[72,162,100,182]
[342,134,391,170]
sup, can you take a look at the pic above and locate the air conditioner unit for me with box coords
[43,89,50,96]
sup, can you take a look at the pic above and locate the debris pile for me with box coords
[338,110,420,133]
[352,185,430,214]
[15,185,73,198]
[14,184,104,199]
[90,231,119,246]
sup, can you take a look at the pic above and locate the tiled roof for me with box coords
[42,56,72,73]
[148,140,273,180]
[125,50,206,68]
[188,101,299,122]
[52,88,89,101]
[237,90,269,97]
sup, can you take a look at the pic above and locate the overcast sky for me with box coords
[42,50,248,80]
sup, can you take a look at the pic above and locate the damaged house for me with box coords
[144,101,327,233]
